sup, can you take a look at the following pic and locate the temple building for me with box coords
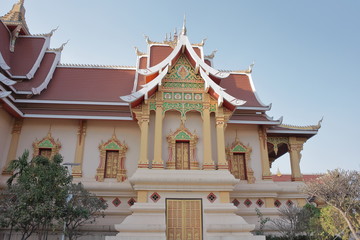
[0,1,321,240]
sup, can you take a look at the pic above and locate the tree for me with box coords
[60,183,107,240]
[271,205,309,239]
[320,206,350,239]
[302,169,360,240]
[0,151,108,240]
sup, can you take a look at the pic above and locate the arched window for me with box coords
[166,123,198,170]
[226,136,255,183]
[96,133,128,182]
[32,132,61,159]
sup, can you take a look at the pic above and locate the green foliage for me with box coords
[320,206,350,239]
[0,151,107,240]
[60,183,108,240]
[255,208,270,235]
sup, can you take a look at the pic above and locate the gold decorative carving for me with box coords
[267,137,289,155]
[166,123,199,170]
[32,132,61,159]
[96,133,128,182]
[226,134,255,183]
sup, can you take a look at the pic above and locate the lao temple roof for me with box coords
[0,1,321,138]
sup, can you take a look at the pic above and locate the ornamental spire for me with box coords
[181,15,187,35]
[0,0,29,34]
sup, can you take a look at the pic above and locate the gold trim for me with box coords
[32,131,61,159]
[96,133,128,182]
[226,135,255,183]
[166,123,199,170]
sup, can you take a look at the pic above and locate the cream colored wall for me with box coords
[0,108,13,170]
[16,119,78,163]
[83,120,140,179]
[148,112,155,165]
[161,111,205,167]
[225,124,262,180]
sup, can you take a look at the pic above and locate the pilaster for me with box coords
[258,126,272,180]
[72,120,86,177]
[202,105,215,169]
[137,108,150,168]
[2,118,23,175]
[215,108,228,170]
[152,103,164,169]
[289,137,307,181]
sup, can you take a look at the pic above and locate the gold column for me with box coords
[258,126,272,180]
[152,103,163,169]
[72,120,87,177]
[138,113,150,168]
[202,105,214,169]
[137,191,148,203]
[215,108,228,170]
[289,137,306,181]
[219,192,230,203]
[2,118,23,175]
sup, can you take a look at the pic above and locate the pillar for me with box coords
[258,126,272,180]
[138,113,150,168]
[289,137,306,181]
[216,109,228,169]
[202,106,215,169]
[72,120,86,177]
[2,118,23,175]
[152,103,163,169]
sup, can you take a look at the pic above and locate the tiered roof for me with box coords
[0,1,321,139]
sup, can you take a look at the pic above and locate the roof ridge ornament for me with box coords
[181,15,187,35]
[205,50,217,59]
[51,40,69,52]
[1,0,29,34]
[9,25,22,52]
[134,47,146,56]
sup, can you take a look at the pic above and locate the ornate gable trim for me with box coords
[96,133,128,182]
[32,132,61,158]
[226,135,255,183]
[166,123,199,169]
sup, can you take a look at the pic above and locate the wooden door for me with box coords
[166,199,202,240]
[175,141,190,170]
[104,150,119,178]
[232,153,247,180]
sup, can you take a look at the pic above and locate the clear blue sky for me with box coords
[1,0,359,174]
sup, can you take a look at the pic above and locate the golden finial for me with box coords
[276,168,282,177]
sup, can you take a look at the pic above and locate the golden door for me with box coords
[105,150,119,178]
[232,153,247,180]
[166,199,202,240]
[175,142,190,170]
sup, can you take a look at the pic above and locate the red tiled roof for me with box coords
[149,45,172,67]
[0,21,11,68]
[230,114,274,122]
[10,36,46,77]
[272,174,322,182]
[31,67,135,102]
[220,74,265,108]
[13,52,56,91]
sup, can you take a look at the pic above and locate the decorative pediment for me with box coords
[166,123,199,170]
[32,132,61,159]
[226,134,255,183]
[96,133,128,182]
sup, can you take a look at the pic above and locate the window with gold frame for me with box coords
[32,132,61,159]
[226,136,255,183]
[96,133,128,182]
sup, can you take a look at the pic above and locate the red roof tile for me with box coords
[10,36,47,77]
[220,74,265,108]
[14,52,56,91]
[0,21,11,68]
[31,67,135,102]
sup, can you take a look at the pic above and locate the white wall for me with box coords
[225,124,262,180]
[0,108,13,170]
